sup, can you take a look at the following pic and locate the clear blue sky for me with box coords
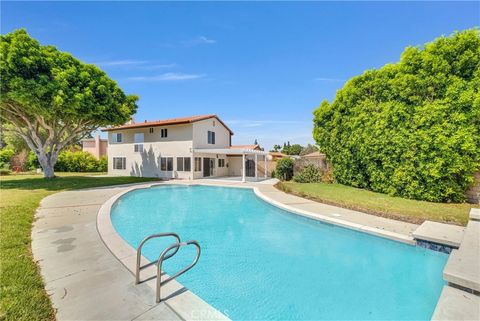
[2,1,478,150]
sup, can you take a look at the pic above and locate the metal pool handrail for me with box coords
[135,232,181,284]
[156,240,201,303]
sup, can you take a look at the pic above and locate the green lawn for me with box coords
[0,173,158,321]
[277,182,479,226]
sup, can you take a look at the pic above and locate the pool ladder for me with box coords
[135,232,201,303]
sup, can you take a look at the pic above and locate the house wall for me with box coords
[228,156,243,176]
[192,118,231,149]
[82,135,108,159]
[107,124,193,179]
[191,152,229,179]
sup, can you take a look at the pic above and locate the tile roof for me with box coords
[102,114,234,134]
[229,144,261,150]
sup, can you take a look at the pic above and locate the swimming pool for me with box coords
[111,185,448,320]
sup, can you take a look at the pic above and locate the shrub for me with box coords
[55,151,99,172]
[313,29,480,202]
[275,157,294,181]
[0,148,14,169]
[293,164,322,183]
[26,151,40,170]
[97,156,108,172]
[0,165,12,175]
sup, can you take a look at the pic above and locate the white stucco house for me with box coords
[102,114,269,182]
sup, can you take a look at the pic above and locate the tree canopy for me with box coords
[0,29,138,177]
[313,29,480,202]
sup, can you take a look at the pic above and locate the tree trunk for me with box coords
[36,151,57,178]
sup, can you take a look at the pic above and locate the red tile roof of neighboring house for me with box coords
[269,152,287,157]
[229,144,261,150]
[102,114,234,134]
[302,151,326,158]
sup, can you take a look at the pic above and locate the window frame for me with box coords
[194,157,202,172]
[112,157,126,170]
[113,133,123,143]
[218,159,225,167]
[207,131,216,144]
[134,144,143,153]
[161,128,168,138]
[160,156,174,171]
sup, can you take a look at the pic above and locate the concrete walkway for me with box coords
[32,184,181,321]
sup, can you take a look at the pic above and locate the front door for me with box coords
[203,158,211,177]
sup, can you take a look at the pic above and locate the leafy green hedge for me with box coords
[27,150,107,172]
[293,164,322,183]
[313,29,480,202]
[275,157,294,181]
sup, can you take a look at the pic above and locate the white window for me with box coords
[208,131,215,144]
[149,128,154,134]
[134,133,144,143]
[160,157,173,171]
[218,159,225,167]
[161,128,168,138]
[177,157,191,172]
[113,133,122,143]
[113,157,126,170]
[134,133,144,153]
[194,157,202,171]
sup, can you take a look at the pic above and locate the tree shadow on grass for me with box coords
[0,175,158,191]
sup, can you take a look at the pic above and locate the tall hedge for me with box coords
[313,29,480,202]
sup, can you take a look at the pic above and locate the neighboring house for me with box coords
[295,151,329,174]
[82,135,108,159]
[102,114,269,181]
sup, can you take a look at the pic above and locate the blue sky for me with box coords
[2,1,478,150]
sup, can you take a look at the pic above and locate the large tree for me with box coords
[313,29,480,202]
[0,29,138,177]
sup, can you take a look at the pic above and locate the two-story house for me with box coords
[102,114,269,182]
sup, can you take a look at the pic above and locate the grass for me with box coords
[277,181,479,226]
[0,172,158,321]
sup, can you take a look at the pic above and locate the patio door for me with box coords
[245,159,255,177]
[203,157,213,177]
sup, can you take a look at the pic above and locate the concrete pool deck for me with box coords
[32,179,478,320]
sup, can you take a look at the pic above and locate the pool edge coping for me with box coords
[97,180,419,321]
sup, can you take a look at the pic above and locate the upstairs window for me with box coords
[134,133,144,153]
[113,133,122,143]
[208,131,216,144]
[161,128,168,138]
[149,128,154,134]
[218,159,225,167]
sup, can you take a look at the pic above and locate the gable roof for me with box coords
[302,151,326,158]
[229,144,261,150]
[102,114,234,134]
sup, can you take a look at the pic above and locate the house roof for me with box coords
[102,114,234,134]
[229,144,261,150]
[269,152,286,157]
[302,151,326,158]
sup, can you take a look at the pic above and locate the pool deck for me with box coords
[32,178,479,320]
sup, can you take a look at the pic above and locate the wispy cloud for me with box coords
[182,36,216,47]
[126,72,205,82]
[314,77,346,82]
[93,59,148,67]
[226,119,310,127]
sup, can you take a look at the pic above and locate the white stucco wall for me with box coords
[107,124,193,179]
[192,118,231,149]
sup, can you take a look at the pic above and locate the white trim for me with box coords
[193,148,268,155]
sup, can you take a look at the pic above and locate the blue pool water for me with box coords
[111,185,448,320]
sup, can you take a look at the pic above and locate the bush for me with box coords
[275,157,294,181]
[0,165,12,175]
[313,29,480,202]
[293,164,322,183]
[0,148,14,169]
[97,156,108,172]
[26,151,40,170]
[55,151,100,172]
